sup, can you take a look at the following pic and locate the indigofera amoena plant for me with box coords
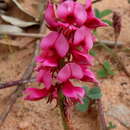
[24,0,107,129]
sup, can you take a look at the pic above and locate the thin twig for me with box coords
[95,40,123,47]
[0,42,39,127]
[0,0,48,127]
[0,32,45,38]
[97,99,108,130]
[96,43,130,77]
[0,77,35,89]
[92,0,102,4]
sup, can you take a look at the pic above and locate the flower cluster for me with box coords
[24,0,107,103]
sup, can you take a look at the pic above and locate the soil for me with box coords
[0,0,130,130]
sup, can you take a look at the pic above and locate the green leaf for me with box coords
[89,49,96,56]
[103,61,115,75]
[108,71,115,75]
[102,19,112,26]
[100,9,112,18]
[76,98,90,112]
[97,68,107,78]
[83,86,90,93]
[94,8,101,18]
[88,87,102,99]
[103,60,111,71]
[107,122,117,129]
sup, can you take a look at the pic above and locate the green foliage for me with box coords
[76,86,102,112]
[94,8,112,26]
[76,98,90,112]
[102,19,112,26]
[88,87,102,99]
[97,60,115,78]
[100,9,112,18]
[107,122,117,129]
[89,49,96,56]
[94,8,101,18]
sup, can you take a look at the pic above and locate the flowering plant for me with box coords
[24,0,106,111]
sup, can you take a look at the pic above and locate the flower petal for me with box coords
[57,64,71,82]
[84,28,93,51]
[55,33,69,57]
[86,0,95,17]
[24,88,49,101]
[74,26,86,45]
[45,3,58,28]
[40,32,59,49]
[57,1,74,20]
[72,50,93,65]
[85,17,107,29]
[82,69,99,83]
[42,58,58,67]
[74,2,87,25]
[36,69,52,89]
[70,63,83,79]
[62,81,85,99]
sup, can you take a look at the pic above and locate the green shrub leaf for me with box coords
[102,19,112,26]
[88,87,102,99]
[94,8,101,18]
[97,68,107,78]
[76,98,90,112]
[100,9,112,18]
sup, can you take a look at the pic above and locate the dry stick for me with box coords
[92,0,102,4]
[0,32,45,38]
[97,99,108,130]
[97,43,130,77]
[0,42,39,127]
[0,77,35,89]
[0,0,48,126]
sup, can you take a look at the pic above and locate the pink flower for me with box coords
[36,49,59,67]
[57,0,87,26]
[74,26,93,51]
[85,0,107,29]
[45,2,58,29]
[57,62,83,82]
[72,50,93,66]
[40,32,69,57]
[81,68,99,84]
[24,88,50,101]
[62,81,85,100]
[36,69,52,89]
[24,87,57,101]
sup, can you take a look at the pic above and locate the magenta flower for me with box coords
[72,50,93,65]
[24,86,58,101]
[85,0,107,29]
[36,69,52,89]
[57,62,83,82]
[62,81,85,100]
[24,0,106,104]
[40,31,69,57]
[57,0,87,26]
[45,3,58,29]
[24,88,50,101]
[74,26,93,51]
[36,49,59,67]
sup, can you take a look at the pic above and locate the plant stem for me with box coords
[0,77,35,89]
[97,99,108,130]
[59,92,70,130]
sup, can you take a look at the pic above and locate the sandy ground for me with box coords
[0,0,129,130]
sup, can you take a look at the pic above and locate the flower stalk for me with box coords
[58,91,70,130]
